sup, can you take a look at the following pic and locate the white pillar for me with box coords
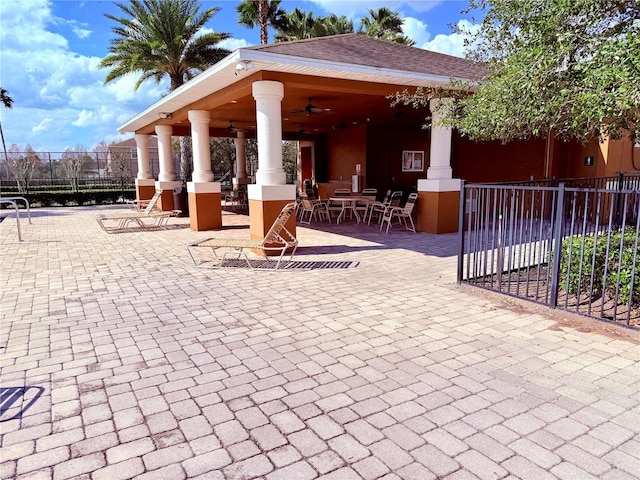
[188,110,214,183]
[427,98,453,180]
[135,134,153,180]
[155,125,176,182]
[252,81,286,185]
[234,131,248,179]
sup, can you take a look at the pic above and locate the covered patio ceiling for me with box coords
[118,34,483,141]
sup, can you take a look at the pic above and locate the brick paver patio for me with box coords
[1,205,638,480]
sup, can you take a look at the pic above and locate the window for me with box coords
[402,150,424,172]
[131,148,137,159]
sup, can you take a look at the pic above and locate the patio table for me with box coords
[328,196,373,224]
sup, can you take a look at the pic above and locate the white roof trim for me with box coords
[118,47,469,133]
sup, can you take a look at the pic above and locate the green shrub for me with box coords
[0,189,136,207]
[559,227,639,307]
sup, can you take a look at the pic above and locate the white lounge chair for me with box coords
[187,202,298,270]
[96,190,181,233]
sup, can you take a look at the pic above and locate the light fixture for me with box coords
[235,60,255,73]
[158,112,172,119]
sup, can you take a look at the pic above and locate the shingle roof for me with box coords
[246,33,485,80]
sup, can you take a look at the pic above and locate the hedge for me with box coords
[559,227,640,307]
[0,189,136,207]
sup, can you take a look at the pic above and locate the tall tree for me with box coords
[61,145,91,193]
[275,8,321,41]
[237,0,286,44]
[274,9,353,41]
[359,7,414,46]
[412,0,640,144]
[100,0,231,180]
[0,87,13,175]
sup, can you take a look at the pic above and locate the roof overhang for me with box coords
[118,48,470,135]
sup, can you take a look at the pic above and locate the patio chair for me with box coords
[367,190,402,225]
[224,188,247,211]
[298,197,330,225]
[187,201,298,270]
[380,192,418,233]
[355,188,377,219]
[96,190,181,233]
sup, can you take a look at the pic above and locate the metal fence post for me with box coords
[549,183,565,308]
[457,180,467,284]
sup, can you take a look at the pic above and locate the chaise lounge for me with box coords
[187,202,298,270]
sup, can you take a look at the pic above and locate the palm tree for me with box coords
[0,87,13,173]
[0,88,12,109]
[322,14,354,36]
[236,0,286,45]
[275,8,324,42]
[100,0,230,180]
[359,7,415,46]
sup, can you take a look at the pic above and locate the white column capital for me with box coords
[252,80,285,100]
[188,110,211,123]
[155,124,173,136]
[135,133,149,146]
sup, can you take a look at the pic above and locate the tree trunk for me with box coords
[259,0,268,44]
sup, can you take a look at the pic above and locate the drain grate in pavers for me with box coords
[0,386,45,422]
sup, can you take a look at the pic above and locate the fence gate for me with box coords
[458,180,639,328]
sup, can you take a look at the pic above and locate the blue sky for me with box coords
[0,0,481,153]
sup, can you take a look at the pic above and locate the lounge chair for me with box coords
[187,201,298,270]
[96,190,181,233]
[124,190,162,212]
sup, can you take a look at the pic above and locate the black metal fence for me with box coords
[458,173,640,328]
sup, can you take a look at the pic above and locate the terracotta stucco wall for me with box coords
[327,126,367,183]
[451,134,546,182]
[365,124,429,194]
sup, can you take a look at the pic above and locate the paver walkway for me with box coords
[1,205,638,480]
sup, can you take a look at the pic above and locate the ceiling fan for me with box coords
[332,117,348,130]
[297,124,311,135]
[227,120,238,133]
[291,97,330,116]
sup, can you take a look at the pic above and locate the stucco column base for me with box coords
[248,184,297,255]
[135,179,156,202]
[417,178,462,234]
[187,182,222,231]
[155,180,182,211]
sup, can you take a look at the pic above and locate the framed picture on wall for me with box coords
[402,150,424,172]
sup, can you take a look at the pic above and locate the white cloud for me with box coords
[418,19,480,58]
[0,1,168,151]
[402,16,431,46]
[32,118,54,134]
[219,38,253,52]
[308,0,442,16]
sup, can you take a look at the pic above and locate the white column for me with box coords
[427,98,453,180]
[135,134,153,180]
[188,110,214,183]
[234,131,248,180]
[252,81,286,185]
[155,125,176,182]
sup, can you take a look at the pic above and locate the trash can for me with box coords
[173,186,189,217]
